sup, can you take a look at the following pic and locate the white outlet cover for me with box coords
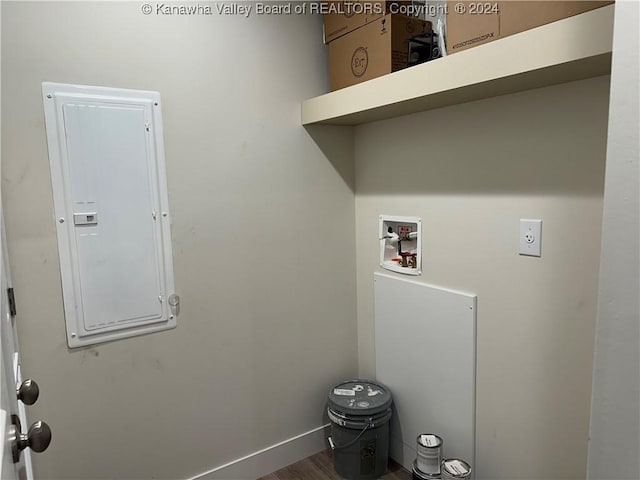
[519,219,542,257]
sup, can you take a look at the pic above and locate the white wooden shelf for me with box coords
[301,5,614,126]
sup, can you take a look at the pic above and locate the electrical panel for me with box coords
[42,83,178,348]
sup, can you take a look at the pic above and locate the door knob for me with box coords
[16,379,40,405]
[9,421,52,463]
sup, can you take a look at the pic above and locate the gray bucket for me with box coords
[327,379,393,480]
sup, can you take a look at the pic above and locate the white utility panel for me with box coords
[42,83,177,348]
[519,219,542,257]
[374,273,477,476]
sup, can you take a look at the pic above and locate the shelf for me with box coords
[301,5,614,126]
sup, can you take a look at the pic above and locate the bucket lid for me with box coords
[417,434,443,448]
[441,459,471,478]
[328,379,392,416]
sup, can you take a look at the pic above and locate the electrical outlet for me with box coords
[519,219,542,257]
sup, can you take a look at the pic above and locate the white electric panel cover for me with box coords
[374,273,477,476]
[42,83,176,348]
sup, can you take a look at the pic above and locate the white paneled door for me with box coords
[1,208,51,480]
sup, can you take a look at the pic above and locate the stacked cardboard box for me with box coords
[324,1,613,91]
[323,0,417,43]
[447,1,614,54]
[325,1,431,91]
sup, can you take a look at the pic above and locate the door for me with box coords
[1,358,20,480]
[1,207,51,480]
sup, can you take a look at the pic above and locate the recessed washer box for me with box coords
[379,215,422,276]
[42,82,177,348]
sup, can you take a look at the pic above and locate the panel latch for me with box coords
[73,213,98,226]
[7,287,16,317]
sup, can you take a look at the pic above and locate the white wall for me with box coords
[355,77,610,479]
[587,1,640,478]
[1,2,357,479]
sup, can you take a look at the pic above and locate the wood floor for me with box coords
[258,450,411,480]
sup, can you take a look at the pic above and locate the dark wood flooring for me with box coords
[258,449,411,480]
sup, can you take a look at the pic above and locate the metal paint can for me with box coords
[413,460,441,479]
[441,458,472,479]
[416,433,443,475]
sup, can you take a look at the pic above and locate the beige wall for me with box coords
[1,2,357,479]
[355,77,609,479]
[588,2,640,477]
[1,2,615,479]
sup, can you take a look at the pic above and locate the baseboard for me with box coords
[389,434,416,472]
[187,424,330,480]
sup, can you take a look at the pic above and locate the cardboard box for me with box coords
[329,14,432,91]
[446,1,613,54]
[323,1,413,43]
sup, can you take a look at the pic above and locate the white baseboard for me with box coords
[187,424,330,480]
